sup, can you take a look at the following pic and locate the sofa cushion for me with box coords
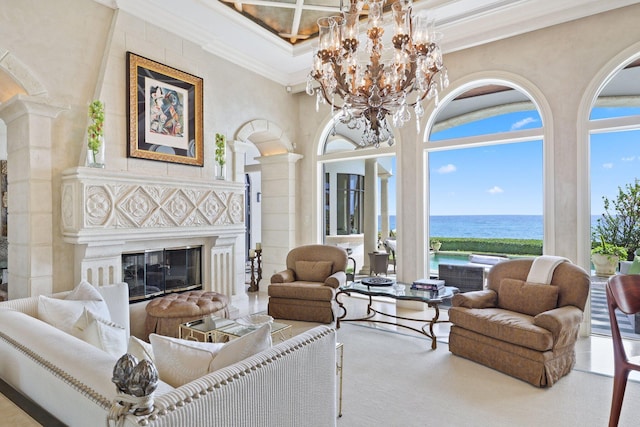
[38,281,111,335]
[448,307,554,352]
[128,336,155,363]
[210,323,272,371]
[73,307,127,357]
[498,278,559,316]
[150,323,271,387]
[295,260,333,282]
[150,334,226,387]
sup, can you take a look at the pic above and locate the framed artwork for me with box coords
[126,52,204,166]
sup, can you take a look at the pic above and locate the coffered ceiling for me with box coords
[107,0,638,88]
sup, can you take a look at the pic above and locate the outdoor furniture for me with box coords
[605,274,640,427]
[383,240,396,273]
[438,264,485,293]
[369,252,390,276]
[268,244,348,323]
[448,258,590,387]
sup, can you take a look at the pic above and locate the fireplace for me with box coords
[61,167,246,307]
[123,246,202,301]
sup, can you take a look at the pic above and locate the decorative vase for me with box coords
[87,135,105,168]
[215,163,225,180]
[591,253,619,277]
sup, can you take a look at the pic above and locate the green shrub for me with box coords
[431,237,543,256]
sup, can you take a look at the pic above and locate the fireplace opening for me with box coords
[123,246,202,302]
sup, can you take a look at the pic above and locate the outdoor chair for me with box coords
[605,274,640,427]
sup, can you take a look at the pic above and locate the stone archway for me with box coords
[234,119,301,292]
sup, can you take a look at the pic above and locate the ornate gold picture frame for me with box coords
[126,52,204,166]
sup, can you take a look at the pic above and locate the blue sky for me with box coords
[428,110,543,215]
[422,108,640,216]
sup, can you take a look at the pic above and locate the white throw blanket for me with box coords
[526,255,570,284]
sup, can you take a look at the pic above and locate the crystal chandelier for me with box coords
[307,0,448,148]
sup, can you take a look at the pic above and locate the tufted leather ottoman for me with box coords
[144,291,229,339]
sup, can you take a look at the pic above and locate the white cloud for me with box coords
[510,117,537,130]
[602,163,614,169]
[621,156,636,162]
[437,164,456,174]
[487,186,504,194]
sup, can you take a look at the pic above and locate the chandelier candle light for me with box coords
[307,0,448,148]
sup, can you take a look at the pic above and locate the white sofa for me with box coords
[0,283,337,426]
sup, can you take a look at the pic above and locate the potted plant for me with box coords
[215,133,226,179]
[87,100,105,168]
[591,235,627,277]
[430,239,442,252]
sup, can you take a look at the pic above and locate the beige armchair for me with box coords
[268,244,348,324]
[448,258,590,387]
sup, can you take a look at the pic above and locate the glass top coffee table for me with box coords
[336,280,457,350]
[179,316,292,343]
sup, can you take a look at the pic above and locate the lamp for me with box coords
[307,0,448,148]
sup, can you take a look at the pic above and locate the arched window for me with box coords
[588,57,640,338]
[426,81,544,275]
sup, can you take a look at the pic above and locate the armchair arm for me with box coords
[270,269,295,283]
[324,271,346,289]
[534,306,583,348]
[452,290,497,309]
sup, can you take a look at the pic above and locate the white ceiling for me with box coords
[107,0,640,89]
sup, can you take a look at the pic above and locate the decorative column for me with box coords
[359,159,379,275]
[379,171,391,241]
[256,152,303,292]
[0,95,65,299]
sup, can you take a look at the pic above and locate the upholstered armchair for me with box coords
[268,244,348,324]
[448,258,590,387]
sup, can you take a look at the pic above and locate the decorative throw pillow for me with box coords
[38,281,111,335]
[149,334,226,388]
[73,307,127,357]
[128,336,155,363]
[498,278,559,316]
[209,323,272,371]
[295,260,333,282]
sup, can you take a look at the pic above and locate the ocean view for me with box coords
[381,215,601,240]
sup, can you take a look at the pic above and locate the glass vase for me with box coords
[87,135,105,168]
[215,163,225,180]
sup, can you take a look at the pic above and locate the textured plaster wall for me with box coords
[1,0,298,292]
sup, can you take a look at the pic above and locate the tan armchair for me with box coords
[448,258,590,387]
[268,244,348,324]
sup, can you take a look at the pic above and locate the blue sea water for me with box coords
[382,215,601,240]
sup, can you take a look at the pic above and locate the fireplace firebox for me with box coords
[123,246,202,301]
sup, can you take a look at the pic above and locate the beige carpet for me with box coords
[332,322,640,427]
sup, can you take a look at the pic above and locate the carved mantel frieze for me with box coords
[61,167,245,245]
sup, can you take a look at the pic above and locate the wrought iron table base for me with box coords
[336,290,446,350]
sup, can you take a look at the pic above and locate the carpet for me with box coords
[334,323,640,427]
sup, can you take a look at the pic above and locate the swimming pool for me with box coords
[429,252,472,272]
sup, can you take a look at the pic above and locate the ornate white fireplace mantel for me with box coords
[61,167,246,303]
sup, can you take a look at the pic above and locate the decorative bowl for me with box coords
[236,314,274,328]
